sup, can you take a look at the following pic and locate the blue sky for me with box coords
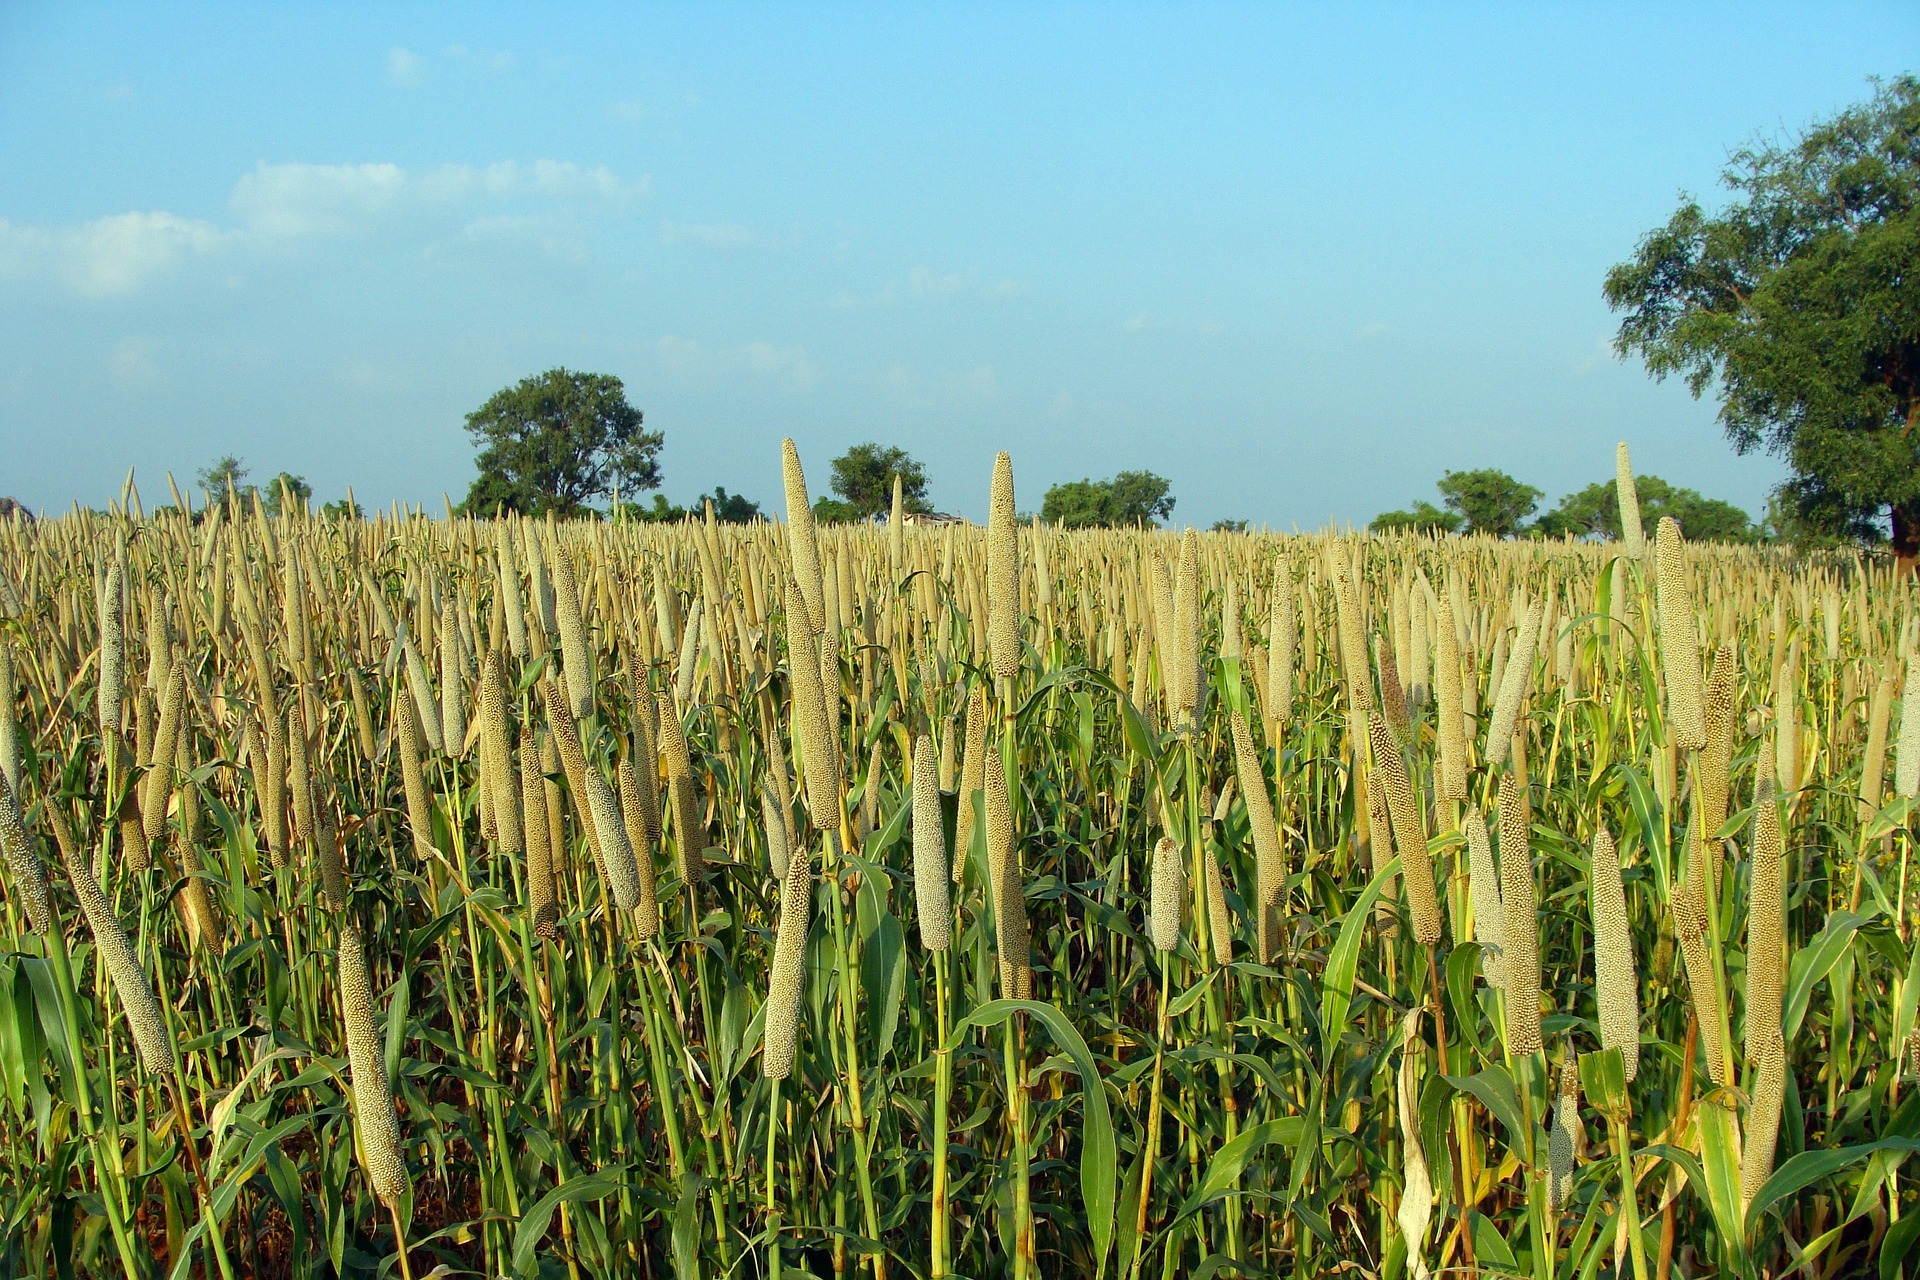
[1,4,1913,526]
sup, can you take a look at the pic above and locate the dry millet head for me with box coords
[911,731,951,952]
[1484,599,1543,769]
[1655,517,1707,751]
[1587,826,1640,1082]
[1615,442,1644,556]
[1464,808,1505,990]
[141,659,188,846]
[1897,652,1920,799]
[1229,711,1285,963]
[781,438,827,637]
[987,451,1020,683]
[97,558,124,743]
[954,683,988,884]
[985,749,1030,999]
[783,572,840,828]
[551,548,596,720]
[1204,846,1232,966]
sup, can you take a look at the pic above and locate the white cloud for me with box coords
[1125,310,1223,335]
[108,336,160,386]
[387,47,423,87]
[661,218,755,249]
[609,99,650,125]
[1573,334,1616,376]
[0,159,648,298]
[883,363,997,410]
[656,335,816,392]
[910,265,973,296]
[231,162,409,237]
[0,212,228,296]
[230,160,644,240]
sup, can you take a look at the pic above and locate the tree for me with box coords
[1535,475,1759,543]
[812,495,864,524]
[262,472,312,518]
[198,455,250,505]
[1210,518,1250,533]
[1370,501,1463,535]
[463,368,662,516]
[1041,471,1176,528]
[1605,77,1920,564]
[829,443,932,519]
[1436,469,1541,536]
[699,487,763,523]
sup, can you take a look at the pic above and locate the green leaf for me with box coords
[511,1173,622,1278]
[953,999,1117,1277]
[1318,855,1402,1063]
[1695,1101,1751,1272]
[1745,1137,1920,1238]
[1165,1118,1304,1229]
[1444,1065,1530,1164]
[1784,910,1868,1041]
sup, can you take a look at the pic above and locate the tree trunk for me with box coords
[1893,502,1920,577]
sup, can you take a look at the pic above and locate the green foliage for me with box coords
[1605,76,1920,552]
[1436,469,1541,537]
[463,368,662,517]
[319,496,364,521]
[624,487,763,524]
[697,486,763,523]
[829,443,932,519]
[812,495,865,524]
[262,472,312,518]
[1536,475,1759,543]
[1369,501,1463,535]
[1210,518,1251,533]
[197,455,250,504]
[1041,470,1175,528]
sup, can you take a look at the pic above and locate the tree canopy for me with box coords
[463,368,662,517]
[1369,500,1463,536]
[828,443,932,520]
[262,472,312,518]
[1372,466,1756,543]
[1436,469,1541,537]
[1605,77,1920,561]
[1041,471,1175,528]
[1535,474,1760,543]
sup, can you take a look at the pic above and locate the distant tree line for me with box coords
[1371,467,1761,542]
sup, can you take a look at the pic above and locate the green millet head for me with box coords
[911,732,951,951]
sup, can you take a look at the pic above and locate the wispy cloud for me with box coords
[655,334,816,392]
[883,362,997,410]
[1573,334,1616,376]
[0,159,651,297]
[387,47,423,87]
[660,218,755,249]
[833,265,1027,309]
[1124,310,1223,335]
[108,336,161,387]
[0,212,228,296]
